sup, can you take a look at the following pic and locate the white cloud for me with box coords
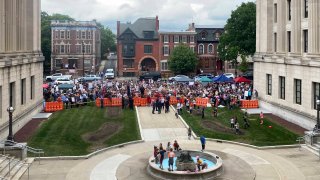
[41,0,255,32]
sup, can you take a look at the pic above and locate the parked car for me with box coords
[168,75,190,81]
[194,74,214,81]
[224,73,235,79]
[242,71,253,80]
[78,75,102,82]
[139,72,161,81]
[46,73,72,82]
[105,69,115,79]
[55,78,73,85]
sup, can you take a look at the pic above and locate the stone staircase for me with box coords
[0,155,33,180]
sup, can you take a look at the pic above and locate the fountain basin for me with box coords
[147,150,223,180]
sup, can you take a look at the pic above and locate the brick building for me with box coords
[51,20,101,76]
[117,17,224,77]
[117,17,160,77]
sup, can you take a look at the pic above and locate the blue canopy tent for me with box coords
[212,75,233,83]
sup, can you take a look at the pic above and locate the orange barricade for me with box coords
[96,98,101,107]
[196,98,208,107]
[134,97,141,106]
[45,102,64,112]
[140,98,147,106]
[240,100,259,109]
[103,98,112,107]
[170,96,178,105]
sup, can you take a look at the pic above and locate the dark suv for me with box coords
[139,72,161,81]
[242,71,253,80]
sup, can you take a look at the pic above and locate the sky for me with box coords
[42,0,255,33]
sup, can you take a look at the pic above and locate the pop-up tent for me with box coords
[234,77,251,83]
[212,75,233,83]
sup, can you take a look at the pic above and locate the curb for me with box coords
[37,107,146,161]
[170,105,301,150]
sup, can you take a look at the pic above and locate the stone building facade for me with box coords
[0,0,43,139]
[51,20,101,76]
[254,0,320,129]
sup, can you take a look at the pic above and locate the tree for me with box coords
[41,12,74,75]
[168,45,197,75]
[217,2,256,75]
[238,55,249,73]
[97,23,116,58]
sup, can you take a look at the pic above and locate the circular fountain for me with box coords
[147,150,223,180]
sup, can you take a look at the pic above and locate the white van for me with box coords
[105,69,115,79]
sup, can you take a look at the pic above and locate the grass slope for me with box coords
[28,107,140,156]
[181,107,299,146]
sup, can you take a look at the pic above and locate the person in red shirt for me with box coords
[173,140,181,151]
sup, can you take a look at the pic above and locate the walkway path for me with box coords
[21,107,320,180]
[138,107,189,141]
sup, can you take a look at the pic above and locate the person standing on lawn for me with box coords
[200,136,206,152]
[260,111,264,124]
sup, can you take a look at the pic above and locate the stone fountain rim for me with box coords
[148,150,223,175]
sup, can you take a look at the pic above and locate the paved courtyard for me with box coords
[22,107,320,180]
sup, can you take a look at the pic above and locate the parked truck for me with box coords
[45,73,72,82]
[104,69,115,79]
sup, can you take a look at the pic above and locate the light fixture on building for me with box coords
[6,107,15,146]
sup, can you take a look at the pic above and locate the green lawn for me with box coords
[28,106,140,156]
[181,107,299,146]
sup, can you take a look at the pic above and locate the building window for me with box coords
[76,45,81,54]
[190,36,194,43]
[161,61,168,71]
[163,46,169,56]
[55,59,62,69]
[267,74,272,95]
[182,36,187,43]
[294,79,301,105]
[274,3,277,23]
[60,31,65,39]
[9,82,15,107]
[123,59,134,68]
[279,76,285,100]
[21,78,26,105]
[274,33,277,52]
[287,31,291,52]
[88,31,91,39]
[86,44,91,54]
[55,30,58,39]
[66,44,70,53]
[198,44,204,54]
[303,30,308,53]
[201,32,207,40]
[81,31,86,39]
[60,45,65,54]
[313,82,320,109]
[190,46,195,52]
[174,35,179,43]
[31,76,34,100]
[67,31,70,39]
[68,59,77,69]
[287,0,291,21]
[76,31,80,39]
[164,35,169,43]
[144,45,153,54]
[215,32,220,40]
[304,0,308,18]
[84,59,91,68]
[208,44,213,54]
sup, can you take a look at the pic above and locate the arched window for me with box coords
[208,44,213,54]
[198,44,204,54]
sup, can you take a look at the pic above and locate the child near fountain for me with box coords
[153,146,159,164]
[196,156,208,171]
[168,148,175,171]
[159,147,166,169]
[173,140,181,151]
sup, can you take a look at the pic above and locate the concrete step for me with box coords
[303,144,320,157]
[0,158,20,178]
[11,158,34,180]
[313,143,320,149]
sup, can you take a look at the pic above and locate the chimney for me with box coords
[156,15,159,31]
[117,21,120,37]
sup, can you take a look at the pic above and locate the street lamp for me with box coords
[82,41,85,76]
[6,107,15,145]
[317,98,320,130]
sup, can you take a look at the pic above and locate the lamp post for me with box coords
[6,107,15,144]
[82,41,85,76]
[317,99,320,130]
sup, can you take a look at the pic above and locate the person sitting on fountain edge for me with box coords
[173,140,181,151]
[196,156,208,171]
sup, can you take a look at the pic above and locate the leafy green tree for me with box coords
[238,55,249,73]
[168,45,197,75]
[41,12,74,75]
[217,2,256,75]
[97,23,116,58]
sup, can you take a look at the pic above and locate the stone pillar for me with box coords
[292,0,301,54]
[277,0,286,53]
[309,0,319,54]
[0,0,4,52]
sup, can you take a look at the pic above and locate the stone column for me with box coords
[292,0,301,54]
[0,0,4,52]
[277,0,286,53]
[309,0,319,54]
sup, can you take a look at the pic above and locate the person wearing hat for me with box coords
[196,156,208,171]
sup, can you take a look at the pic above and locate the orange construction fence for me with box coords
[170,96,178,105]
[140,98,148,106]
[240,100,259,109]
[95,98,122,107]
[134,97,141,106]
[45,102,63,112]
[196,98,209,107]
